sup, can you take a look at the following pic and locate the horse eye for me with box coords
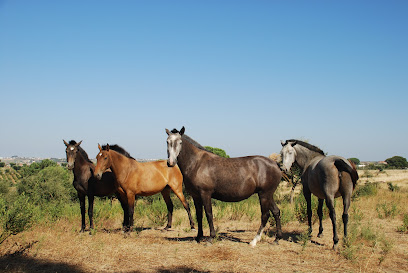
[104,157,108,160]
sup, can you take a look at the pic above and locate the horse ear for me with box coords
[281,140,285,146]
[63,139,69,147]
[291,141,297,147]
[180,126,185,136]
[76,140,82,147]
[106,144,110,151]
[98,144,102,152]
[165,128,171,135]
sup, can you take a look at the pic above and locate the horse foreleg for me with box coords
[303,188,313,236]
[88,195,95,232]
[250,194,271,247]
[78,193,86,232]
[115,192,129,229]
[193,197,204,242]
[317,198,324,237]
[161,187,174,230]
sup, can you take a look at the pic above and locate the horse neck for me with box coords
[109,150,135,183]
[294,145,325,170]
[178,139,201,175]
[73,151,94,178]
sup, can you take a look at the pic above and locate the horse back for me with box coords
[191,155,281,201]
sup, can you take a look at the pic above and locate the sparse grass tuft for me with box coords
[376,202,398,219]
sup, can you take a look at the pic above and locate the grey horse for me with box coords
[280,139,358,248]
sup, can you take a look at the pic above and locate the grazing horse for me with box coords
[165,127,282,247]
[63,140,128,232]
[280,139,359,248]
[94,144,195,231]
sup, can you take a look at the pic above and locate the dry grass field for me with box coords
[1,170,407,273]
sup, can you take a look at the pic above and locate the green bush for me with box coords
[376,202,398,219]
[397,214,408,233]
[387,182,400,192]
[0,194,34,244]
[352,182,378,199]
[17,166,75,206]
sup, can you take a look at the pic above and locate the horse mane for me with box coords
[69,140,93,164]
[170,129,213,154]
[102,144,135,160]
[285,139,325,155]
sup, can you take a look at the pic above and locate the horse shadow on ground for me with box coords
[100,226,151,234]
[0,241,87,273]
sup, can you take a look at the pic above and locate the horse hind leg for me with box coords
[250,193,274,247]
[325,195,339,248]
[161,187,174,230]
[317,198,324,237]
[170,185,195,230]
[193,197,204,242]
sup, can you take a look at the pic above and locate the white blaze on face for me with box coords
[99,153,103,157]
[70,147,74,151]
[167,134,182,166]
[281,145,296,172]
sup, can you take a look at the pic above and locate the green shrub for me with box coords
[397,214,408,233]
[0,194,34,244]
[352,182,378,199]
[387,182,400,192]
[376,202,398,219]
[17,166,75,205]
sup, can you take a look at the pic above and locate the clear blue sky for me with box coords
[0,1,407,161]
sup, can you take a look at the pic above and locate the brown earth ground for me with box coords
[1,170,408,273]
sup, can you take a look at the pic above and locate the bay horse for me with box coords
[280,139,359,248]
[94,143,195,232]
[165,127,282,247]
[63,140,128,232]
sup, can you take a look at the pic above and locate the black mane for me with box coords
[170,128,213,154]
[284,139,325,155]
[102,144,135,160]
[69,140,93,163]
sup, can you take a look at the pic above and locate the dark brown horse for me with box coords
[94,144,195,232]
[63,140,128,232]
[280,139,359,248]
[165,127,282,247]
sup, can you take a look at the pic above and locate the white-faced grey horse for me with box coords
[280,139,358,248]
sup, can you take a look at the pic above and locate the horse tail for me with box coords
[334,159,359,189]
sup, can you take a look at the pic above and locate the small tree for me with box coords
[385,156,408,169]
[204,146,230,158]
[348,158,360,166]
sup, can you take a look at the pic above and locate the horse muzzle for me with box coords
[95,172,102,180]
[167,159,176,167]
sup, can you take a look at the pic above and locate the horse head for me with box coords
[165,126,185,167]
[95,143,112,180]
[280,140,297,172]
[63,139,82,170]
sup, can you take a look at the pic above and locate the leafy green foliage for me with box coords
[352,182,378,199]
[348,158,360,166]
[17,165,75,206]
[204,146,230,158]
[0,194,34,244]
[385,156,408,169]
